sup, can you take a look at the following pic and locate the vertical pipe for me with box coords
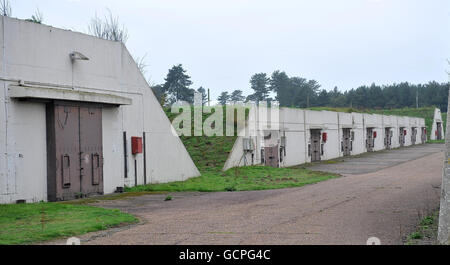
[143,131,147,185]
[134,159,137,187]
[123,131,128,179]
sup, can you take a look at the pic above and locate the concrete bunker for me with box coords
[0,17,200,204]
[223,107,426,171]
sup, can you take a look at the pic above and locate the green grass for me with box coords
[0,202,138,245]
[406,210,439,245]
[126,165,339,192]
[427,139,445,144]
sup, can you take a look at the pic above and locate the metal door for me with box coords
[48,103,103,201]
[53,105,81,201]
[399,128,405,147]
[384,128,392,149]
[310,129,321,162]
[366,128,374,152]
[79,107,103,196]
[421,127,426,144]
[264,145,279,167]
[411,127,416,145]
[437,122,442,140]
[342,128,351,156]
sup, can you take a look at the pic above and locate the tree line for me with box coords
[152,65,449,112]
[246,70,449,112]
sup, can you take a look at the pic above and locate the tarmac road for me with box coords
[75,143,444,245]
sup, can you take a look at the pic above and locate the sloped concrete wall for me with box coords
[431,108,444,140]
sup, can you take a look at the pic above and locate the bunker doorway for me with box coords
[310,129,321,162]
[384,128,392,149]
[421,127,427,144]
[366,128,374,152]
[437,122,443,140]
[264,145,279,168]
[46,102,103,202]
[411,127,417,145]
[399,127,405,147]
[342,128,351,156]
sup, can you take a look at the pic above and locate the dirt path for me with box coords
[67,144,443,245]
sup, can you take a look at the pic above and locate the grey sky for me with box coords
[12,0,450,100]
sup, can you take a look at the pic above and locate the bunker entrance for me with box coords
[411,127,417,145]
[421,127,427,144]
[342,128,351,156]
[399,127,405,147]
[46,101,103,202]
[310,129,321,162]
[437,122,443,140]
[384,128,392,149]
[264,145,279,168]
[366,128,374,152]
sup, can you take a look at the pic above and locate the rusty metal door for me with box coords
[310,129,321,162]
[384,128,392,149]
[79,107,103,196]
[366,128,374,152]
[48,102,103,201]
[437,122,442,140]
[411,127,417,145]
[264,145,279,167]
[399,128,405,147]
[421,127,426,143]
[342,128,351,156]
[53,105,81,201]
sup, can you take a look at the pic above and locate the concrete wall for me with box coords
[224,107,426,171]
[0,17,199,203]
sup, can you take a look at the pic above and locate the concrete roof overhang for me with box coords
[8,85,132,106]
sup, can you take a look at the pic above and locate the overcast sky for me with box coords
[11,0,450,100]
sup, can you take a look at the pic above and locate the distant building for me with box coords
[224,107,426,170]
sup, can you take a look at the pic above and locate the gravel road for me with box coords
[61,144,445,245]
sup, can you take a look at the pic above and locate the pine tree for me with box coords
[217,92,230,105]
[250,73,270,102]
[163,64,194,103]
[230,90,245,103]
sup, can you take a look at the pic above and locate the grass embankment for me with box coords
[126,106,339,192]
[0,202,138,245]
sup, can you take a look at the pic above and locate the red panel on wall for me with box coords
[131,137,143,154]
[322,132,327,142]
